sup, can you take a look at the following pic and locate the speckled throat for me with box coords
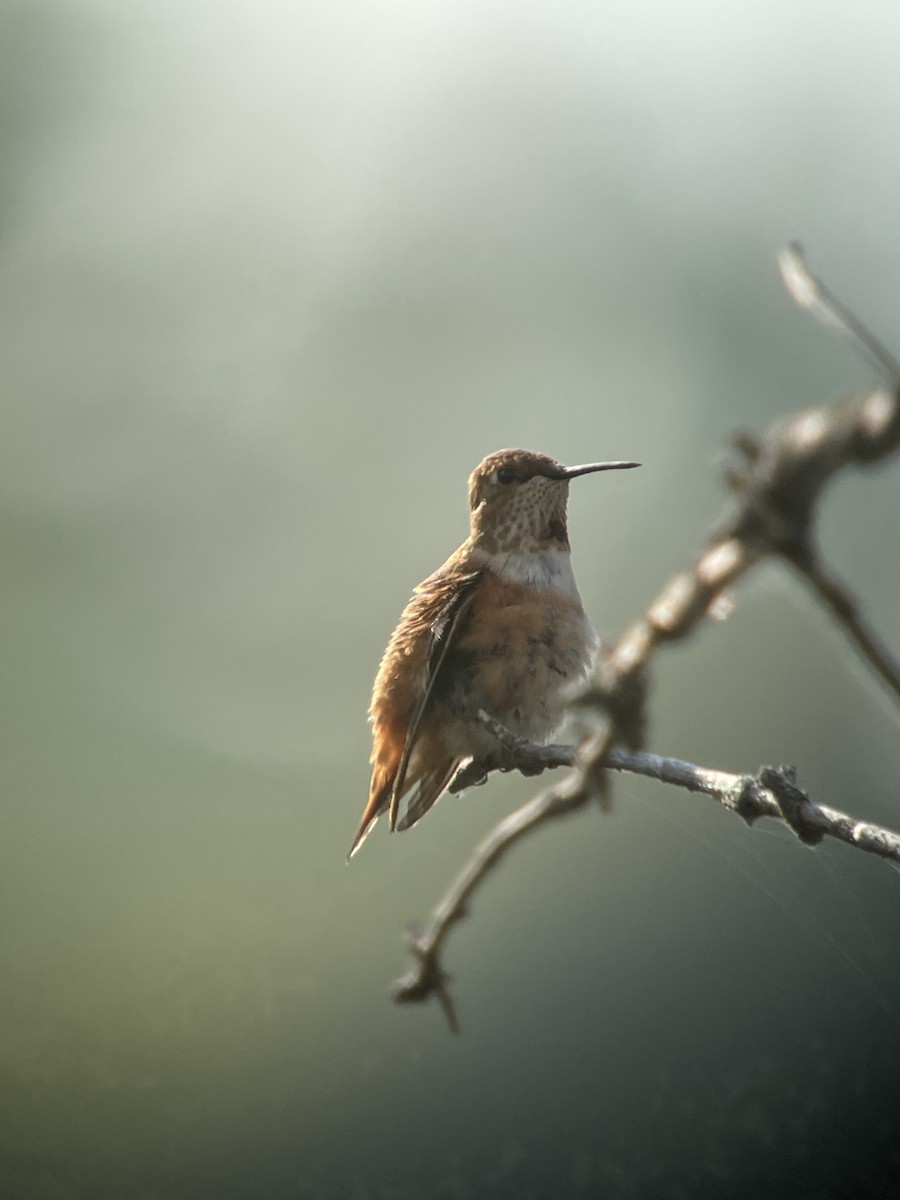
[469,474,570,555]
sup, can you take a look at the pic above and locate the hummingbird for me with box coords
[348,448,639,857]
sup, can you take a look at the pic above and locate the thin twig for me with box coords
[450,720,900,864]
[778,242,900,385]
[604,746,900,863]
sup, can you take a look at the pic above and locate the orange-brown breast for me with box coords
[431,569,596,745]
[363,560,594,835]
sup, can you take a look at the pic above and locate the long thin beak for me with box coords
[561,460,641,480]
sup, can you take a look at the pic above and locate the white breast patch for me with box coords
[493,549,584,603]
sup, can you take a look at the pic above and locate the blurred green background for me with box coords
[2,1,900,1196]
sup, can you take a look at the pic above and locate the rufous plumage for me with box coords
[349,448,639,857]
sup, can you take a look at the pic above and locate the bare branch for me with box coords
[447,716,900,865]
[603,747,900,864]
[393,724,900,1030]
[392,247,900,1027]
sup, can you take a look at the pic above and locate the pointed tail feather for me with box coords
[349,756,463,857]
[346,810,378,860]
[347,771,393,859]
[395,759,463,833]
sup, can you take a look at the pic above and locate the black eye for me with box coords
[495,467,517,485]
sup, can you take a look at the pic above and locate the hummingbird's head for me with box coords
[467,449,639,554]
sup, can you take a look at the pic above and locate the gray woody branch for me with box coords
[394,245,900,1029]
[450,711,900,866]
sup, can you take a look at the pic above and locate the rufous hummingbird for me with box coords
[348,448,639,857]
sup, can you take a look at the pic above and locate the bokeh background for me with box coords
[3,1,900,1196]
